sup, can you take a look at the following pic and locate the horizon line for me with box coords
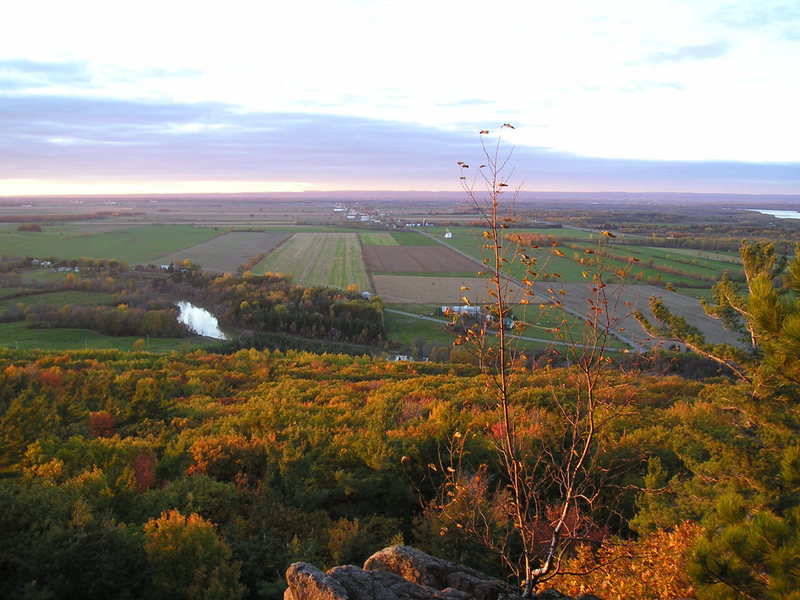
[3,188,800,200]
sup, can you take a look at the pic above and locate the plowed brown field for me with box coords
[363,246,480,273]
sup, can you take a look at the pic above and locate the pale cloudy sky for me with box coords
[1,0,799,195]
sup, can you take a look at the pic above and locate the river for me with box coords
[748,209,800,220]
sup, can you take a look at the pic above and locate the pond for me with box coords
[176,301,228,340]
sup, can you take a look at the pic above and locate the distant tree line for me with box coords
[0,210,145,223]
[24,304,188,338]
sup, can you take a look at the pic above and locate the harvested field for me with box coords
[159,231,290,273]
[551,282,739,348]
[363,246,480,273]
[374,275,532,304]
[255,232,370,290]
[391,231,441,246]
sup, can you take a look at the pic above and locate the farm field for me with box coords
[0,321,205,352]
[0,195,769,357]
[390,231,442,246]
[363,245,480,273]
[386,302,623,350]
[551,282,739,348]
[0,290,115,312]
[0,287,35,299]
[427,225,596,242]
[428,227,589,281]
[0,225,221,264]
[427,226,744,291]
[254,232,370,290]
[359,232,399,246]
[158,231,291,272]
[563,240,738,280]
[373,275,535,304]
[651,246,741,264]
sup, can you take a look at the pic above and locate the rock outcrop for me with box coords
[284,545,602,600]
[364,545,509,600]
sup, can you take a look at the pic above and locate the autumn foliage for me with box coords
[550,522,702,599]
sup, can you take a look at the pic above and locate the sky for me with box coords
[1,0,799,196]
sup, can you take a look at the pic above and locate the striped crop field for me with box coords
[255,233,370,290]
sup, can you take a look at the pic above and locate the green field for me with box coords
[254,232,370,290]
[428,226,744,289]
[0,287,35,299]
[654,247,741,264]
[384,302,627,351]
[0,225,221,263]
[433,227,588,281]
[359,232,399,246]
[384,310,455,346]
[0,321,203,352]
[428,225,596,241]
[0,290,115,311]
[561,240,741,286]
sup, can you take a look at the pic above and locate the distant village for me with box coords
[332,203,446,231]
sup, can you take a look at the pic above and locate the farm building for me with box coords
[440,305,482,317]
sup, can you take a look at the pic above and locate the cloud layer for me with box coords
[2,89,799,195]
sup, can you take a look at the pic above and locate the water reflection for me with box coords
[748,209,800,220]
[176,301,227,340]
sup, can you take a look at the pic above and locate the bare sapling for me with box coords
[432,126,635,596]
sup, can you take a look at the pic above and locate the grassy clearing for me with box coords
[254,233,370,290]
[17,269,78,284]
[0,321,204,352]
[384,311,454,346]
[0,225,221,264]
[360,232,399,246]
